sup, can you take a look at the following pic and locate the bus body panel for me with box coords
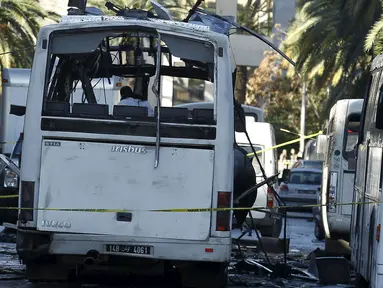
[37,139,214,240]
[17,19,235,267]
[351,58,383,286]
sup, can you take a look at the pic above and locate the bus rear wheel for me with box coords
[259,217,282,238]
[180,262,228,288]
[314,222,325,240]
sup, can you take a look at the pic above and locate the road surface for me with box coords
[0,216,351,288]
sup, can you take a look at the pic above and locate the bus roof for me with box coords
[330,99,363,117]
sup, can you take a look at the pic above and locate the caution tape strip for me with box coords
[0,195,19,199]
[246,130,323,157]
[0,200,378,213]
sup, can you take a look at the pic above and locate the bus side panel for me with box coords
[365,147,382,283]
[359,146,381,280]
[351,144,368,267]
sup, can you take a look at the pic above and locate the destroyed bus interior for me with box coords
[41,28,219,139]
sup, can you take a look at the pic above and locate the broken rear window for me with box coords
[42,27,217,131]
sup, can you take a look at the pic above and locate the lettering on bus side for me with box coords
[111,145,147,155]
[45,141,61,147]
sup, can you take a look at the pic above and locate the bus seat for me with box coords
[44,101,70,116]
[154,107,189,122]
[192,108,214,124]
[113,105,148,119]
[72,103,109,118]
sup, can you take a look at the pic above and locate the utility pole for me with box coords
[299,81,306,155]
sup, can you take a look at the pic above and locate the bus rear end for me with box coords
[16,19,234,285]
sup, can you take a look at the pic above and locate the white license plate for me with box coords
[105,244,152,255]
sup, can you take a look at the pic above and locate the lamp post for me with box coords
[299,81,306,156]
[274,24,306,157]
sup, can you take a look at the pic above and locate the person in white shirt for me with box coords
[118,86,154,117]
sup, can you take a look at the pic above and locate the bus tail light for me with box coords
[267,187,274,208]
[216,192,231,231]
[19,181,35,223]
[377,224,381,242]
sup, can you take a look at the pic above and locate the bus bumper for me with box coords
[16,228,232,264]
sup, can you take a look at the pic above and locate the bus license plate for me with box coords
[105,244,151,255]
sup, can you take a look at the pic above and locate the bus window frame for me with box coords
[342,113,361,160]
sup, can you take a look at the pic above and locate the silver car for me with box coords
[278,167,322,210]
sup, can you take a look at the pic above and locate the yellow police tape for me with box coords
[246,130,323,157]
[0,130,326,212]
[0,196,378,213]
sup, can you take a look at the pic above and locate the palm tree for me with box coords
[282,0,381,114]
[0,0,59,68]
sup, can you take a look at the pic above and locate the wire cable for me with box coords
[0,46,36,57]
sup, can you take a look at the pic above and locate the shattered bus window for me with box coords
[41,28,217,139]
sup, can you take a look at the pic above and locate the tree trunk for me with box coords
[235,66,248,104]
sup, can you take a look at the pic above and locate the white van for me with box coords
[236,122,281,238]
[15,10,237,287]
[316,99,363,241]
[351,54,383,288]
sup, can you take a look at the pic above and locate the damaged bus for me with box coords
[12,2,257,287]
[351,54,383,288]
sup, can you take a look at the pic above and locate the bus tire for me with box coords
[181,262,228,288]
[355,273,369,288]
[314,222,325,241]
[25,261,70,282]
[259,217,282,238]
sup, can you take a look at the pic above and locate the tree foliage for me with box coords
[246,51,326,153]
[0,0,58,68]
[281,0,381,112]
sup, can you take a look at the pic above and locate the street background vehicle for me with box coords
[278,167,322,211]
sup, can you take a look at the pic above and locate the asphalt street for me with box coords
[0,215,350,288]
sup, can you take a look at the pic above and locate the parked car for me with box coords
[278,167,322,211]
[291,160,324,170]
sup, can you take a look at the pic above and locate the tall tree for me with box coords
[247,51,325,153]
[0,0,58,68]
[235,0,273,104]
[282,0,381,112]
